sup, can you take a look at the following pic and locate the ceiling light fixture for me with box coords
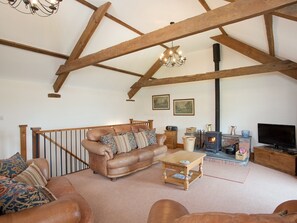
[159,22,186,68]
[1,0,62,17]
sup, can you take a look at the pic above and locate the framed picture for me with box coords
[152,94,170,110]
[173,98,195,116]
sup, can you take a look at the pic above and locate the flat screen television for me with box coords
[258,123,296,149]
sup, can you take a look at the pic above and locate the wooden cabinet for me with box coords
[254,146,297,176]
[164,130,177,150]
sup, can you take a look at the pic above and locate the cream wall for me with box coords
[0,79,135,158]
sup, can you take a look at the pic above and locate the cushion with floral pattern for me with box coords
[0,176,56,215]
[0,153,28,178]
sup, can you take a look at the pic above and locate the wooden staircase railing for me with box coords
[19,119,153,177]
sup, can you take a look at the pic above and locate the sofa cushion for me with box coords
[134,132,149,148]
[126,131,138,150]
[87,127,114,141]
[113,134,132,154]
[0,153,28,178]
[176,212,297,223]
[47,176,76,198]
[13,162,47,187]
[107,153,138,169]
[0,176,55,215]
[141,128,157,145]
[147,144,168,156]
[100,133,118,154]
[131,148,154,162]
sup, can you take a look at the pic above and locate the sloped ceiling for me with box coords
[0,0,296,94]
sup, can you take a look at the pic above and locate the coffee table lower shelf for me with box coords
[163,169,202,190]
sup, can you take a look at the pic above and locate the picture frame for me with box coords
[173,98,195,116]
[152,94,170,110]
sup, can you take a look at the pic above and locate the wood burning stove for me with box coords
[205,131,222,153]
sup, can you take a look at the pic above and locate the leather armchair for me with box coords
[0,158,93,223]
[147,199,297,223]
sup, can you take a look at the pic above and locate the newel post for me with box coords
[31,127,41,159]
[129,118,134,124]
[19,125,27,161]
[148,120,153,129]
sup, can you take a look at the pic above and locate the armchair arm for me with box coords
[26,158,50,180]
[156,134,166,146]
[82,139,113,160]
[147,199,189,223]
[0,197,81,223]
[273,200,297,214]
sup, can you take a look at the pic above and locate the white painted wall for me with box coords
[0,79,135,158]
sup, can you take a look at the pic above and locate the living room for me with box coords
[1,0,297,222]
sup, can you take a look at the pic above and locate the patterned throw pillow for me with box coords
[134,132,149,149]
[0,176,56,215]
[99,133,118,154]
[123,132,137,150]
[0,153,28,178]
[13,162,47,187]
[113,135,132,154]
[140,128,157,145]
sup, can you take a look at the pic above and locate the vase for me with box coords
[230,126,237,135]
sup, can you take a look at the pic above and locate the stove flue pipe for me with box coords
[213,43,221,132]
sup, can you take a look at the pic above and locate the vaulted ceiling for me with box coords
[0,0,296,98]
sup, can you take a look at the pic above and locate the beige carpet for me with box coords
[66,162,297,223]
[203,159,250,183]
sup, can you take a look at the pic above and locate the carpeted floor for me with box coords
[66,160,297,223]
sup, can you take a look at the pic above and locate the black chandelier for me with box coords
[1,0,62,17]
[159,22,186,68]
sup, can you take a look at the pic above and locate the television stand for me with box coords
[253,146,297,176]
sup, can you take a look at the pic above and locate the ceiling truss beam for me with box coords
[56,0,297,76]
[0,38,148,79]
[127,46,179,99]
[135,60,297,87]
[211,34,297,80]
[53,2,111,92]
[264,13,275,56]
[198,0,227,35]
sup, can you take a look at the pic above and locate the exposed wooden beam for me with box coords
[0,39,68,60]
[264,14,275,56]
[53,2,111,92]
[198,0,227,35]
[211,34,297,80]
[56,0,297,76]
[135,61,297,87]
[93,64,155,79]
[75,0,168,49]
[225,0,297,21]
[0,38,148,80]
[273,3,297,21]
[128,46,179,99]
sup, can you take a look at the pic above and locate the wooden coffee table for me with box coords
[160,150,206,190]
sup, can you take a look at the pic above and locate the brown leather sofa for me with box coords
[82,124,167,180]
[0,158,94,223]
[147,199,297,223]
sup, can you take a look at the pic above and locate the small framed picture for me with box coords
[173,98,195,116]
[152,94,170,110]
